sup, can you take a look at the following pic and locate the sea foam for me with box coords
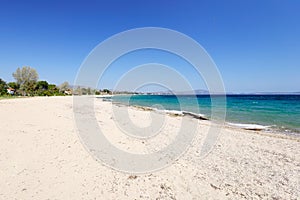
[228,122,270,131]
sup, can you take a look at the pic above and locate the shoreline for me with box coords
[1,95,299,138]
[2,95,299,138]
[105,96,300,140]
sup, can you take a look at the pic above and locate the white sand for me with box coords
[0,96,299,199]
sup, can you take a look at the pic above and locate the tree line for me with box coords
[0,66,111,96]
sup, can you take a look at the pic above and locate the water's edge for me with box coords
[98,96,300,138]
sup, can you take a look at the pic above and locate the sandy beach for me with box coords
[0,96,299,199]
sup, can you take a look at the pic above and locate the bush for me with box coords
[0,78,7,95]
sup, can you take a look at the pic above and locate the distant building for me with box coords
[7,88,15,95]
[64,89,72,95]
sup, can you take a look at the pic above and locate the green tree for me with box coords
[21,81,36,96]
[35,81,49,96]
[12,66,39,96]
[0,78,7,95]
[103,89,111,94]
[48,84,60,96]
[95,90,101,95]
[8,82,19,90]
[35,80,49,90]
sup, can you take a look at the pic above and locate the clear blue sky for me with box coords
[0,0,299,93]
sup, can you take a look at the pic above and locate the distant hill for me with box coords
[148,89,210,95]
[234,92,300,95]
[142,90,300,95]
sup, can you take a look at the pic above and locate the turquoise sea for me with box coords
[106,95,300,134]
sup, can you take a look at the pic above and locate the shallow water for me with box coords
[106,94,300,134]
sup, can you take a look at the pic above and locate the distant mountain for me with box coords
[234,92,300,95]
[112,89,300,95]
[174,89,210,95]
[147,89,210,95]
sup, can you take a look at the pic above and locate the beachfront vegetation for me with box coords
[7,82,19,90]
[0,66,112,97]
[0,67,66,97]
[0,78,8,95]
[12,66,38,96]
